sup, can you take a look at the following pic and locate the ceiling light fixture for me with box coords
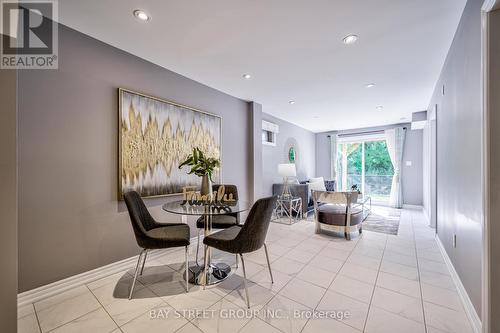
[376,106,384,110]
[133,9,151,21]
[242,74,251,79]
[366,83,376,88]
[343,34,358,45]
[289,101,296,105]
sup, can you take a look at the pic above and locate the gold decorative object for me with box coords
[180,185,236,205]
[118,88,222,198]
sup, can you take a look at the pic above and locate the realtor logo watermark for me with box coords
[1,0,58,69]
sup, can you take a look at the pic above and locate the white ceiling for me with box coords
[59,0,466,133]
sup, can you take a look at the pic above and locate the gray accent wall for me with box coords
[426,0,483,315]
[315,124,423,206]
[18,24,252,292]
[250,102,263,201]
[0,61,18,331]
[261,113,316,196]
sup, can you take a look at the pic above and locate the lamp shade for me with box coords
[278,163,297,177]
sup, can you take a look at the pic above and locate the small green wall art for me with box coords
[288,147,296,163]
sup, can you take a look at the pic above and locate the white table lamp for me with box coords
[278,163,296,198]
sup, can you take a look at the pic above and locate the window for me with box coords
[336,135,393,203]
[262,120,278,146]
[262,130,276,146]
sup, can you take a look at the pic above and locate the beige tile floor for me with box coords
[18,207,474,333]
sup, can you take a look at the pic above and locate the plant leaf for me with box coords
[178,156,193,169]
[193,147,199,164]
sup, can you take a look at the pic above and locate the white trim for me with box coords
[337,133,386,143]
[480,10,489,331]
[422,207,432,228]
[410,120,427,130]
[262,141,276,147]
[435,236,482,333]
[18,236,200,307]
[262,120,279,133]
[482,0,499,11]
[480,1,497,331]
[402,204,423,210]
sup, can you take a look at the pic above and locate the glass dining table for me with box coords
[162,200,251,285]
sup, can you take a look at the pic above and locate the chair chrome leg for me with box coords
[129,249,146,300]
[239,254,250,309]
[263,244,274,283]
[139,249,148,276]
[203,245,209,289]
[185,246,189,293]
[235,254,239,269]
[195,229,201,266]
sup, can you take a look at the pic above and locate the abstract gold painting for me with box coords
[118,88,221,198]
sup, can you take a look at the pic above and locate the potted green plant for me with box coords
[351,184,361,194]
[178,147,221,196]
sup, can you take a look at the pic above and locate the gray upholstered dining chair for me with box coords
[123,191,191,299]
[195,184,240,265]
[202,196,278,308]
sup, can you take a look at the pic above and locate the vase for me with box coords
[200,174,212,197]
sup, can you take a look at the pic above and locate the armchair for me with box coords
[312,190,363,240]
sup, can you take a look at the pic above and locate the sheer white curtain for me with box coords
[385,127,406,208]
[329,134,338,180]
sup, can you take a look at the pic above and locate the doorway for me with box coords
[336,134,394,204]
[430,106,437,229]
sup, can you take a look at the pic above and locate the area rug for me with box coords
[362,206,401,235]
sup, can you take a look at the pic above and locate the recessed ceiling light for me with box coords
[366,83,376,88]
[289,101,296,105]
[133,9,151,21]
[343,34,359,45]
[376,106,384,110]
[242,74,251,79]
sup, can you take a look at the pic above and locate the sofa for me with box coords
[272,179,336,216]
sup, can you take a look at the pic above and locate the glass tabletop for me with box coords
[162,200,252,216]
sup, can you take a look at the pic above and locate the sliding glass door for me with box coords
[337,137,393,203]
[336,142,361,193]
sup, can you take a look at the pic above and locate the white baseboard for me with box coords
[18,235,200,307]
[422,208,433,228]
[423,208,429,223]
[435,236,482,333]
[402,204,423,210]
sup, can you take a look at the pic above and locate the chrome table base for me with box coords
[190,213,233,285]
[188,262,231,285]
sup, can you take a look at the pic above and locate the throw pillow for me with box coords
[308,180,326,192]
[309,176,324,184]
[324,180,336,191]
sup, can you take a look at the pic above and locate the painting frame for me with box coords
[118,87,223,199]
